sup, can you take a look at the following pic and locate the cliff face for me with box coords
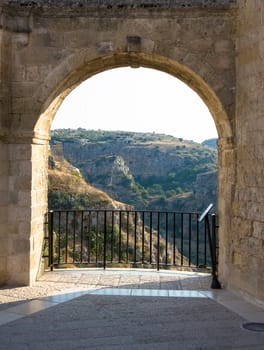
[48,143,131,210]
[167,171,217,212]
[50,129,217,211]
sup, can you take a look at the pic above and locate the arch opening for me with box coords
[49,66,219,213]
[35,52,234,284]
[3,50,233,289]
[35,52,233,146]
[52,67,218,143]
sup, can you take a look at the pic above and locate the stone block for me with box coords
[0,258,7,285]
[256,278,264,302]
[253,221,264,240]
[7,255,30,286]
[11,81,39,98]
[15,176,32,191]
[30,32,64,48]
[0,208,8,224]
[12,32,29,48]
[238,42,259,65]
[232,251,242,266]
[0,238,7,256]
[11,97,25,114]
[11,238,30,255]
[230,267,258,297]
[0,146,8,161]
[190,38,213,52]
[17,191,31,207]
[8,144,31,161]
[213,55,233,70]
[31,190,47,208]
[214,39,234,53]
[0,178,8,191]
[0,191,8,205]
[9,205,31,223]
[5,223,19,236]
[18,160,32,176]
[64,30,94,49]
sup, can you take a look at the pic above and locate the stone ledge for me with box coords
[5,0,237,10]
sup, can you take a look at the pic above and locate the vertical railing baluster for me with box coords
[95,211,99,264]
[103,210,107,269]
[142,211,145,265]
[180,213,184,266]
[48,210,54,271]
[111,210,114,263]
[119,211,122,263]
[80,211,84,263]
[150,212,153,265]
[188,213,191,266]
[204,216,207,267]
[211,213,217,267]
[126,211,129,263]
[87,211,91,264]
[134,211,137,264]
[65,211,69,264]
[173,212,176,265]
[196,213,199,267]
[73,211,76,263]
[58,211,61,265]
[157,212,160,271]
[165,212,168,265]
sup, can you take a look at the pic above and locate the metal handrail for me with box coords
[198,205,221,289]
[45,207,220,288]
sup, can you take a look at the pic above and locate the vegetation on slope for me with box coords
[48,148,130,210]
[50,129,217,212]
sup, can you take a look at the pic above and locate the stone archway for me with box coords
[0,2,236,287]
[2,0,263,306]
[34,51,234,290]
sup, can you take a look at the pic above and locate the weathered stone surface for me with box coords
[223,0,264,305]
[6,0,237,9]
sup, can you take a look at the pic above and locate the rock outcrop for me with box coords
[50,129,217,212]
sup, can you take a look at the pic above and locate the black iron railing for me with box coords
[44,206,220,288]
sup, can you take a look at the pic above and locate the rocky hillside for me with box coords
[202,138,217,148]
[48,143,131,210]
[50,129,217,211]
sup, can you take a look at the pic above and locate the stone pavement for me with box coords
[0,269,263,349]
[0,269,212,311]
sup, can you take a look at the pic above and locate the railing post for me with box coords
[205,213,221,289]
[157,212,160,271]
[211,213,221,289]
[199,204,221,289]
[48,210,54,271]
[103,211,107,270]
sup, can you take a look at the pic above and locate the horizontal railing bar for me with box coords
[48,209,200,215]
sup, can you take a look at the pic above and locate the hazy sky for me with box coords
[52,67,218,143]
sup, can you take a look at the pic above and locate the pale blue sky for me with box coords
[52,67,218,143]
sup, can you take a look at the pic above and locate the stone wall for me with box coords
[0,144,8,284]
[228,0,264,304]
[2,0,263,306]
[0,0,237,286]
